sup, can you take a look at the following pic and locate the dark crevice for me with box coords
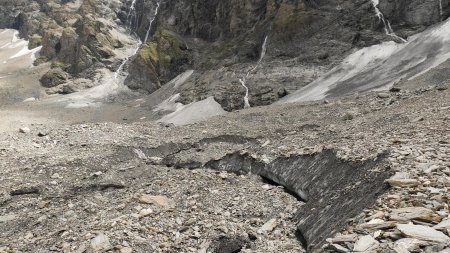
[69,183,126,194]
[111,139,392,252]
[260,176,305,202]
[210,236,248,253]
[199,135,258,146]
[205,152,310,201]
[55,42,61,54]
[204,149,392,252]
[10,187,40,196]
[295,229,308,250]
[166,160,203,169]
[112,135,258,164]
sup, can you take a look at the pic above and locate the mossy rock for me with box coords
[50,61,71,71]
[28,35,42,49]
[136,28,189,81]
[40,68,70,88]
[34,57,49,66]
[271,2,317,41]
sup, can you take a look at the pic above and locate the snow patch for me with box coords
[10,45,42,60]
[157,97,226,126]
[280,18,450,103]
[171,70,194,89]
[23,97,37,102]
[0,29,41,76]
[65,100,102,109]
[153,93,183,112]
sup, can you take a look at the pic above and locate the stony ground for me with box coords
[0,81,449,252]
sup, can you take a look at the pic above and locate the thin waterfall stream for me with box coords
[371,0,407,43]
[115,0,160,82]
[238,36,268,109]
[126,0,138,30]
[144,2,160,43]
[114,42,142,81]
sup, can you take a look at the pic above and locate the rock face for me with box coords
[380,0,449,36]
[125,0,450,111]
[0,0,128,91]
[1,0,449,108]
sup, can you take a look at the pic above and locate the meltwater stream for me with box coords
[280,17,450,103]
[238,36,268,109]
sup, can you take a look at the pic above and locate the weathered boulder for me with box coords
[389,207,437,222]
[397,224,450,244]
[40,68,70,88]
[353,235,380,252]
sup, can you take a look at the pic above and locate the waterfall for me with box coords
[115,0,140,81]
[371,0,407,43]
[114,42,142,80]
[144,2,160,43]
[126,0,138,29]
[439,0,444,21]
[238,36,269,109]
[115,1,161,81]
[371,0,389,34]
[238,79,251,109]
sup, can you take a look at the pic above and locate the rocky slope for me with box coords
[0,81,448,253]
[1,1,450,252]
